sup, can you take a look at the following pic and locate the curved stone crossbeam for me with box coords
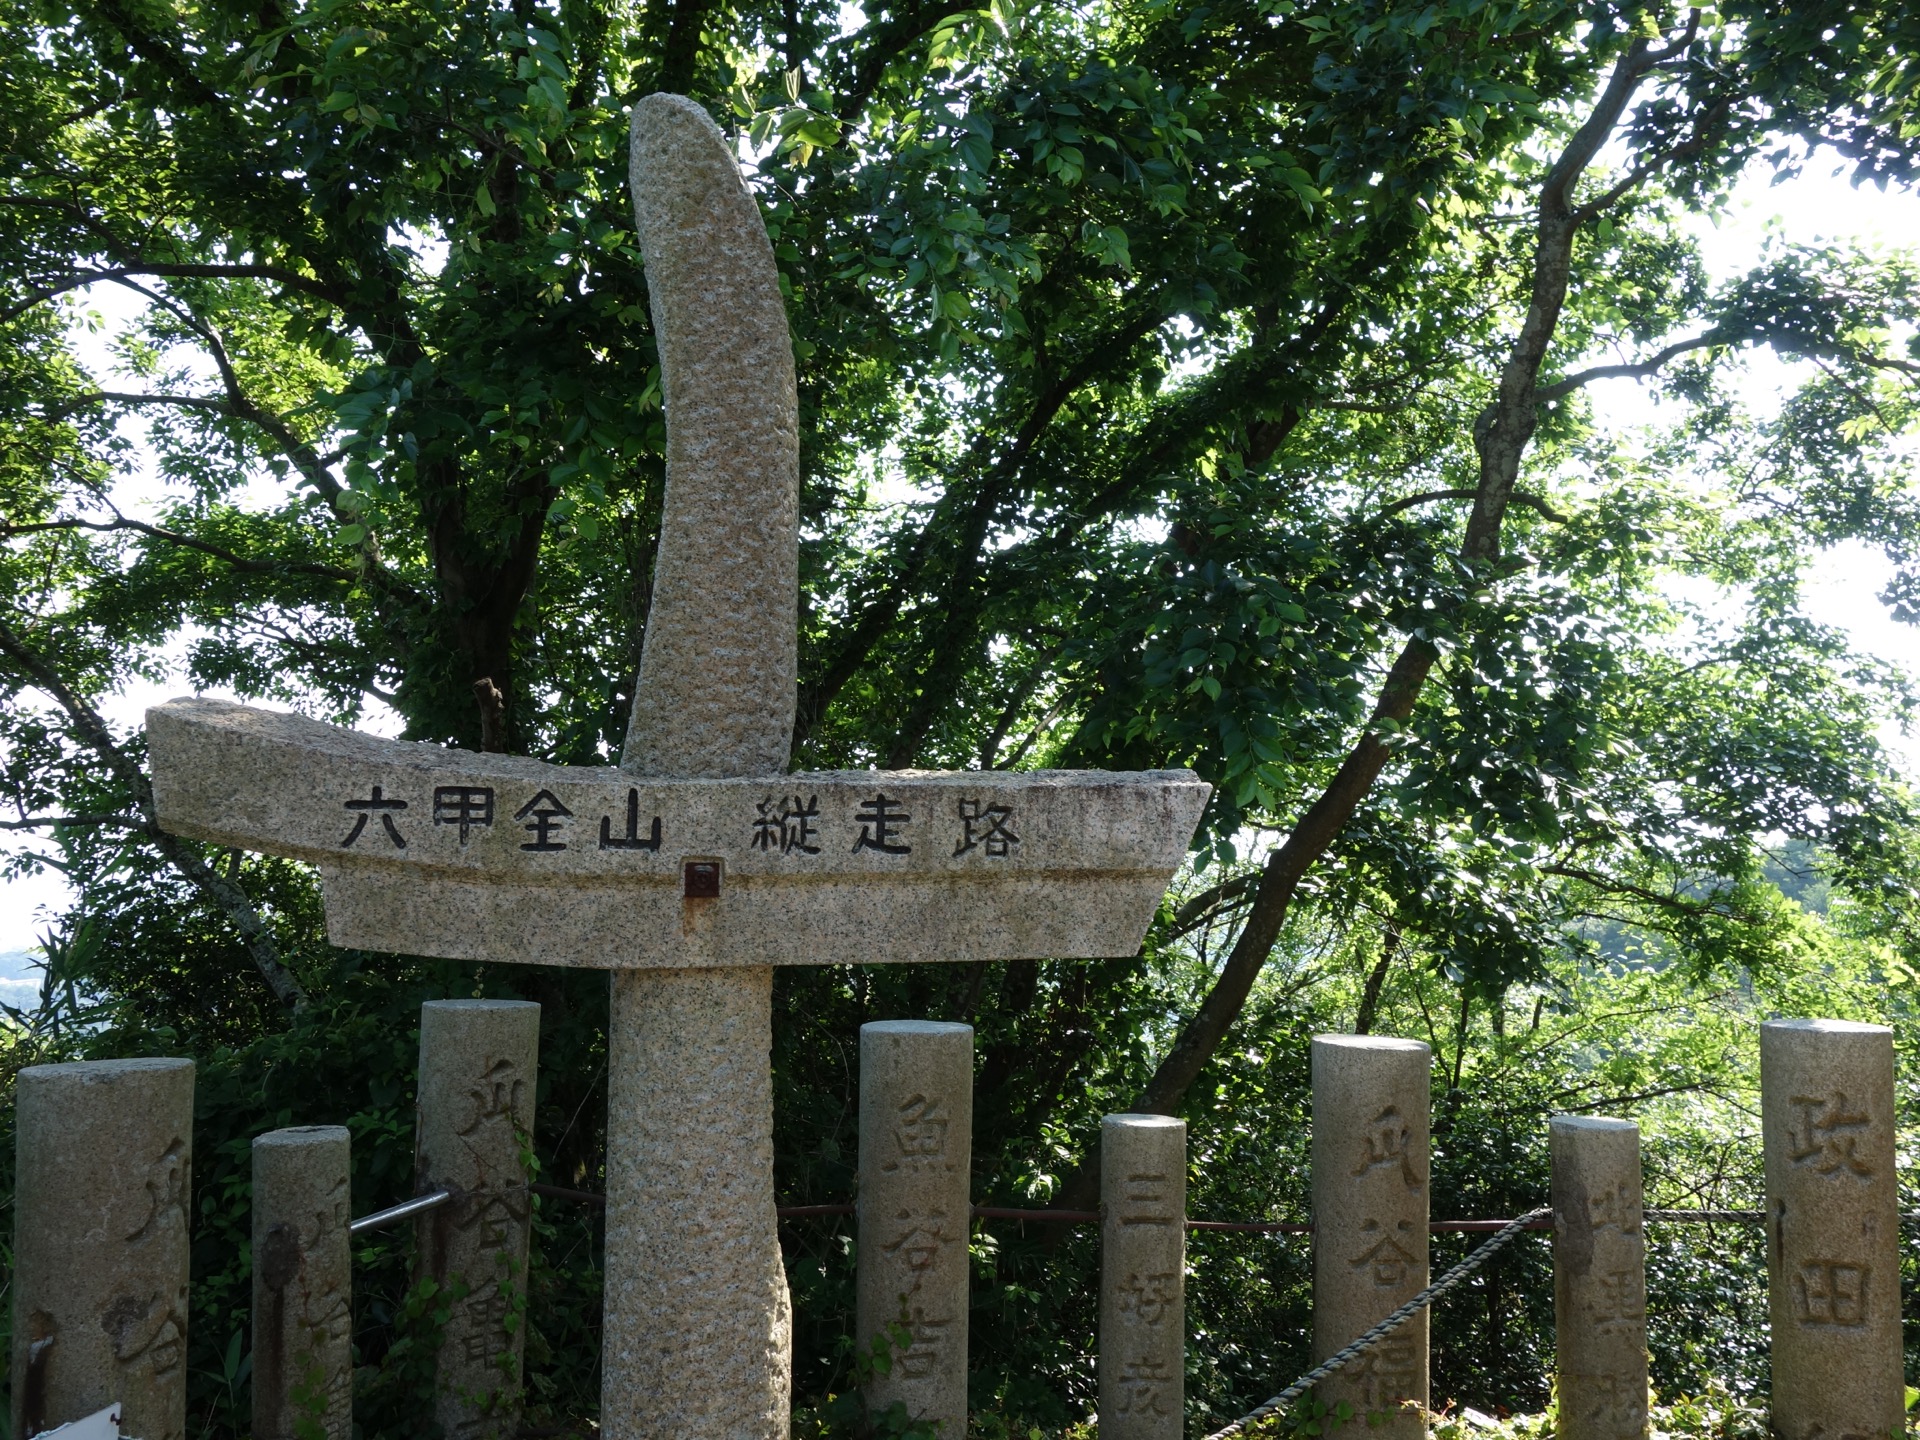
[147,697,1208,968]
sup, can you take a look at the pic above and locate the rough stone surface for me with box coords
[624,92,797,780]
[1550,1117,1646,1440]
[10,1057,195,1440]
[603,967,791,1438]
[1098,1114,1186,1440]
[1761,1019,1901,1440]
[416,1000,541,1440]
[253,1126,352,1440]
[146,698,1209,969]
[1311,1035,1429,1438]
[856,1022,973,1434]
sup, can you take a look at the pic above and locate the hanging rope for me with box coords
[1202,1205,1554,1440]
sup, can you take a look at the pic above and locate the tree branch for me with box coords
[1543,864,1761,922]
[1376,488,1568,522]
[833,0,978,121]
[0,616,309,1010]
[1535,328,1735,401]
[64,363,423,607]
[0,512,363,586]
[0,814,138,830]
[0,263,343,325]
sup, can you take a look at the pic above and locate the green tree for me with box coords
[3,0,1920,1431]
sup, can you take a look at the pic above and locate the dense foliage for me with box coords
[1,0,1919,1431]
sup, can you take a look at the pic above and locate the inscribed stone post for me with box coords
[856,1021,974,1433]
[10,1058,194,1440]
[1549,1117,1647,1440]
[416,999,541,1440]
[1311,1035,1429,1438]
[253,1126,353,1440]
[1761,1019,1901,1440]
[1098,1114,1186,1440]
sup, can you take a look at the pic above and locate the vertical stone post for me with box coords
[10,1057,195,1440]
[1761,1019,1901,1440]
[1311,1035,1430,1438]
[416,998,541,1440]
[856,1021,973,1435]
[604,968,791,1438]
[253,1126,353,1440]
[1550,1117,1647,1440]
[1098,1114,1186,1439]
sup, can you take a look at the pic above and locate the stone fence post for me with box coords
[1098,1113,1186,1439]
[416,998,541,1440]
[1762,1018,1901,1440]
[1550,1116,1647,1440]
[856,1020,973,1436]
[10,1057,195,1440]
[253,1125,353,1440]
[1312,1035,1430,1438]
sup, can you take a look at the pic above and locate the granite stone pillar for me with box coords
[1550,1116,1647,1440]
[604,967,792,1439]
[1098,1114,1186,1439]
[856,1021,973,1436]
[10,1057,195,1440]
[253,1125,353,1440]
[416,998,541,1440]
[1312,1035,1430,1438]
[1762,1019,1901,1440]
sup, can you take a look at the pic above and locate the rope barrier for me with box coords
[1201,1206,1554,1440]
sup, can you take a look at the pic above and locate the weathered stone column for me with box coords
[1098,1113,1186,1439]
[1761,1019,1901,1440]
[416,998,541,1440]
[253,1125,353,1440]
[598,88,801,1440]
[10,1057,195,1440]
[856,1021,973,1435]
[1550,1116,1647,1440]
[604,968,792,1438]
[1311,1035,1429,1438]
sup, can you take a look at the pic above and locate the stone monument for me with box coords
[856,1021,974,1433]
[1761,1018,1901,1440]
[1098,1113,1186,1440]
[1549,1116,1646,1440]
[1311,1035,1429,1437]
[143,93,1208,1438]
[415,999,541,1437]
[253,1125,353,1440]
[11,1058,195,1440]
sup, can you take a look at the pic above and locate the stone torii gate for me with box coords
[147,94,1208,1438]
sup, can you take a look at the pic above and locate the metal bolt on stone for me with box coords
[1549,1117,1647,1440]
[143,91,1208,1440]
[416,999,541,1440]
[1761,1019,1901,1440]
[253,1125,353,1440]
[856,1021,974,1435]
[1099,1114,1187,1440]
[1311,1035,1430,1439]
[10,1058,195,1440]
